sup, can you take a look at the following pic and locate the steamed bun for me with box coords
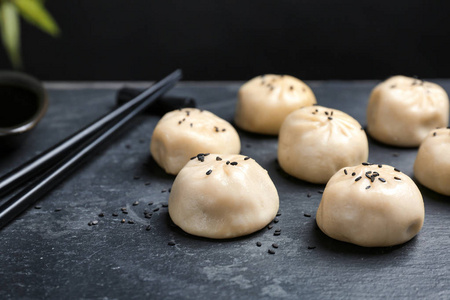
[414,127,450,195]
[367,75,449,147]
[316,163,424,247]
[235,74,316,135]
[150,108,240,175]
[169,153,279,239]
[278,106,368,184]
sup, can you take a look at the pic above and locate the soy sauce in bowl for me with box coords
[0,71,48,146]
[0,85,40,128]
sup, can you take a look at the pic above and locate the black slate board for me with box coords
[1,81,450,299]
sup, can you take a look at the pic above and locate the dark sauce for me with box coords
[0,85,39,128]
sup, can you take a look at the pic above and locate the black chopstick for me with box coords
[0,70,182,229]
[0,69,182,197]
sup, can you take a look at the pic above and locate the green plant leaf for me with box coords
[0,1,21,68]
[14,0,60,36]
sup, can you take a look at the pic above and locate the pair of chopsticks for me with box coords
[0,69,183,229]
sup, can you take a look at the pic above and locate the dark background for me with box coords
[0,0,449,81]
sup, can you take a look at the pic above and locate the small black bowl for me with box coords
[0,71,48,148]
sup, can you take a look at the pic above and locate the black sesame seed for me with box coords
[394,177,401,180]
[144,214,152,219]
[328,117,333,120]
[317,190,323,194]
[393,153,399,157]
[88,222,92,226]
[98,212,104,217]
[190,123,193,127]
[226,161,230,165]
[230,162,238,166]
[161,189,167,193]
[256,242,262,247]
[308,246,316,250]
[274,232,281,236]
[366,185,371,190]
[344,169,348,175]
[365,171,372,175]
[394,168,401,172]
[331,111,334,116]
[178,121,182,125]
[132,201,139,206]
[433,132,437,136]
[168,241,176,246]
[206,169,212,175]
[162,203,168,208]
[273,218,279,223]
[216,156,222,161]
[148,202,154,205]
[244,157,250,160]
[222,128,226,132]
[122,211,128,214]
[128,220,134,224]
[153,208,160,212]
[378,178,386,183]
[307,192,311,198]
[112,213,118,217]
[351,172,356,176]
[325,111,329,115]
[268,249,275,254]
[268,224,273,229]
[362,162,370,166]
[276,212,281,216]
[34,205,42,209]
[378,164,382,168]
[145,182,151,186]
[190,156,196,160]
[355,176,362,182]
[55,208,62,212]
[215,126,219,132]
[121,207,127,212]
[272,243,279,249]
[146,225,151,231]
[304,213,311,217]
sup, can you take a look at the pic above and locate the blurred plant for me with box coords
[0,0,59,69]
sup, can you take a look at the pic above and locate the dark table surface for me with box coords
[1,80,450,299]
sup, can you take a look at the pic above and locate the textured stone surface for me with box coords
[1,81,450,299]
